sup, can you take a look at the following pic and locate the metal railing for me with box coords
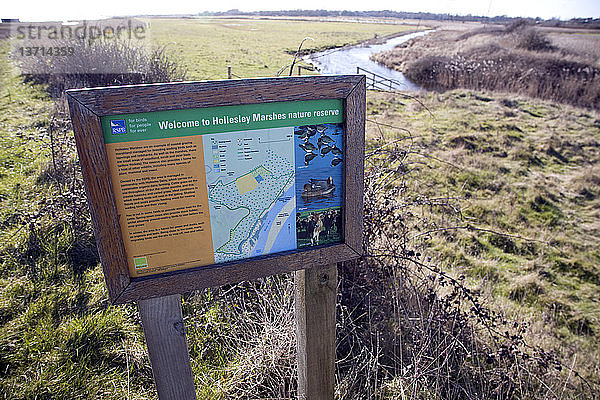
[356,67,404,91]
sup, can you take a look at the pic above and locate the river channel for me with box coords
[305,30,431,91]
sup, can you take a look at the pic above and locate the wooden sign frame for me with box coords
[67,75,365,304]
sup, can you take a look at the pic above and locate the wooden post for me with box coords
[227,66,232,79]
[295,264,337,400]
[138,294,197,400]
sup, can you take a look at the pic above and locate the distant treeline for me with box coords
[202,9,600,29]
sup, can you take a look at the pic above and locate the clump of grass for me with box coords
[373,27,600,109]
[518,29,555,52]
[183,276,297,399]
[505,18,532,33]
[508,274,545,303]
[402,50,600,109]
[20,39,187,97]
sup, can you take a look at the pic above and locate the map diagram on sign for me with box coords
[202,127,297,263]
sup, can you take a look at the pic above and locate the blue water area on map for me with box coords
[294,123,343,213]
[251,183,296,257]
[273,212,297,248]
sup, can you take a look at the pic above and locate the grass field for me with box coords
[1,16,599,398]
[547,31,600,64]
[365,88,600,387]
[146,17,417,80]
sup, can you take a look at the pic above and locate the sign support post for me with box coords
[138,295,197,400]
[295,264,338,400]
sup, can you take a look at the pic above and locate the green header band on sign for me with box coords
[101,99,344,144]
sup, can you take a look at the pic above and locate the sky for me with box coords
[2,0,599,22]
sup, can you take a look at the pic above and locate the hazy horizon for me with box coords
[3,0,599,22]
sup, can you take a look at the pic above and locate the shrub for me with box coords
[518,29,555,52]
[505,18,532,33]
[20,39,187,97]
[403,55,448,86]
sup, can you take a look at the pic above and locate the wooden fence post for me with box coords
[138,294,197,400]
[295,264,338,400]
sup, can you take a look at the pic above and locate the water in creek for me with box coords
[305,30,431,91]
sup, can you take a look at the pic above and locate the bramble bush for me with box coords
[20,39,187,97]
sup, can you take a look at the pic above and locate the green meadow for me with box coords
[146,17,415,79]
[365,89,600,384]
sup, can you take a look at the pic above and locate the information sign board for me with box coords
[67,76,365,303]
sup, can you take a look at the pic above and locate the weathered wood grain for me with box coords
[343,77,366,255]
[138,294,196,400]
[66,75,364,116]
[117,243,356,303]
[66,97,130,301]
[295,264,338,400]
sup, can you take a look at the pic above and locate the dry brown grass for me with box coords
[372,26,600,110]
[548,32,600,66]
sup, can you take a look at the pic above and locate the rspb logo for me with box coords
[110,119,127,135]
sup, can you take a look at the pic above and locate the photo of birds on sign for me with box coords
[294,123,343,214]
[295,124,342,167]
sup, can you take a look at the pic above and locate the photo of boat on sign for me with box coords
[301,176,335,201]
[294,123,343,248]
